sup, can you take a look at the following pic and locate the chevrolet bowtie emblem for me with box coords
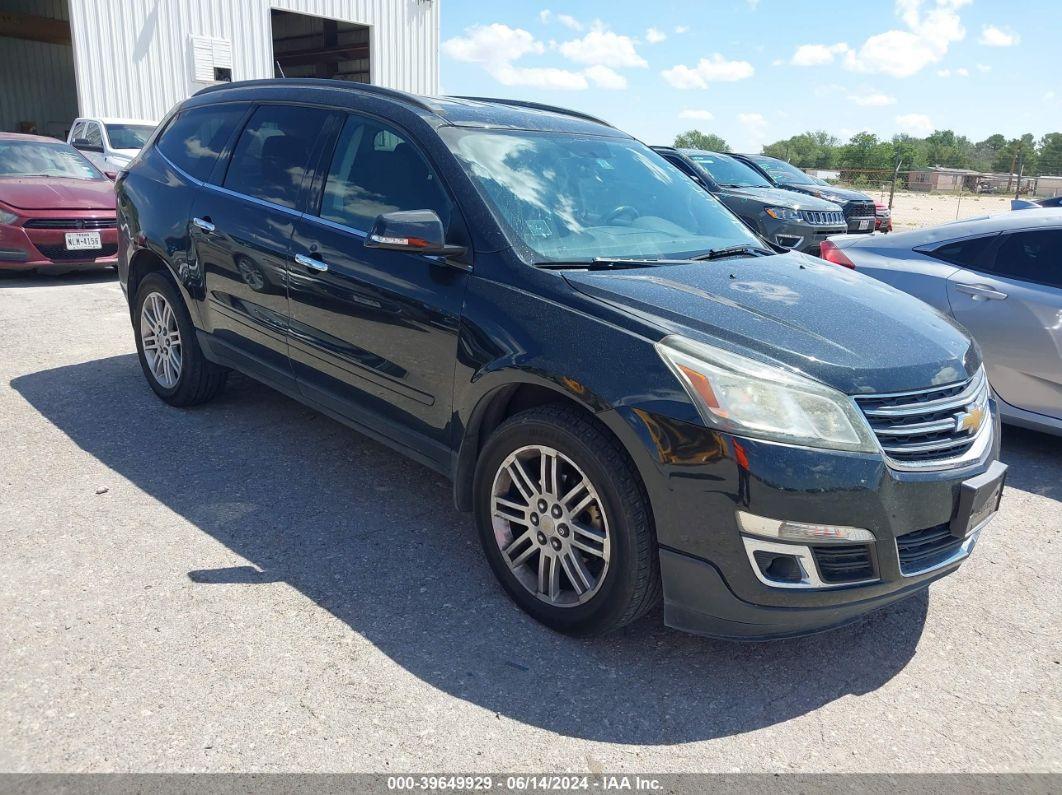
[955,405,985,433]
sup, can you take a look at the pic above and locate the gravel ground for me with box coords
[1,271,1059,773]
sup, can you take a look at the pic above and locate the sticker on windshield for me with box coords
[527,219,552,237]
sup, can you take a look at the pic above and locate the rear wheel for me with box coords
[473,404,660,635]
[133,272,227,406]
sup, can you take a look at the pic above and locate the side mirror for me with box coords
[73,138,103,153]
[365,210,465,257]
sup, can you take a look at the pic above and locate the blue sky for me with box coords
[440,0,1062,151]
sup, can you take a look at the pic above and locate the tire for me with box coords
[473,403,661,635]
[133,271,227,406]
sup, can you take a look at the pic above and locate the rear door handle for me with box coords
[955,283,1007,301]
[192,217,215,234]
[294,252,329,273]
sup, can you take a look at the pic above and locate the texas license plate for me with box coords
[65,231,101,250]
[858,219,871,230]
[950,461,1007,538]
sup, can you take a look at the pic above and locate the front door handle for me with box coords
[192,217,215,234]
[294,252,329,273]
[955,283,1008,301]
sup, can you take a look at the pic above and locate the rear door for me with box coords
[188,103,338,379]
[947,228,1062,419]
[287,112,471,464]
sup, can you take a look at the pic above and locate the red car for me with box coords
[874,201,893,233]
[0,133,117,273]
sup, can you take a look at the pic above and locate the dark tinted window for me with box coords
[224,104,331,209]
[157,104,245,181]
[988,230,1062,288]
[929,235,996,267]
[319,115,452,232]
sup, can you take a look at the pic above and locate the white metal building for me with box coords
[0,0,440,138]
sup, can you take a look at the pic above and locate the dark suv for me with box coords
[733,154,878,234]
[652,146,847,254]
[116,79,1006,640]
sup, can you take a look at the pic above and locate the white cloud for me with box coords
[442,24,587,90]
[493,64,588,90]
[936,66,970,77]
[584,64,627,89]
[538,9,551,24]
[661,54,755,89]
[791,43,850,66]
[746,0,761,8]
[646,27,667,44]
[790,0,971,79]
[738,112,768,147]
[1044,90,1056,102]
[895,112,934,136]
[679,109,715,121]
[557,14,583,31]
[559,26,648,68]
[979,25,1019,47]
[850,92,897,106]
[956,66,970,76]
[674,25,690,34]
[976,63,991,72]
[442,24,544,65]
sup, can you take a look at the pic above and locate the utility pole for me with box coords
[1007,152,1017,193]
[889,157,902,210]
[1015,153,1025,200]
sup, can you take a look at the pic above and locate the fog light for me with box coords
[737,511,875,544]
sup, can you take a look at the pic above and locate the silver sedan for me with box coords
[822,208,1062,435]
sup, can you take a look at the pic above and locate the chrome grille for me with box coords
[854,368,990,467]
[23,218,116,229]
[801,210,845,226]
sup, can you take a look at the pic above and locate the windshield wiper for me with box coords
[536,258,664,271]
[691,245,773,261]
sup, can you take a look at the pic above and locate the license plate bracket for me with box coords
[65,231,102,251]
[950,460,1007,538]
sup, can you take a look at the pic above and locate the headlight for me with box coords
[0,209,18,225]
[655,335,878,452]
[764,206,803,222]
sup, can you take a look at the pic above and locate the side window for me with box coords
[988,230,1062,288]
[70,122,84,141]
[927,235,997,268]
[319,115,453,234]
[223,104,332,209]
[156,104,246,182]
[83,122,102,146]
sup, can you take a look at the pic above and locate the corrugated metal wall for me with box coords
[67,0,439,122]
[0,0,77,136]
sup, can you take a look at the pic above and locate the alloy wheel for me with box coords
[490,444,611,607]
[140,291,182,389]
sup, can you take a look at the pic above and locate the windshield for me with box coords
[0,140,104,180]
[105,123,155,150]
[748,156,818,186]
[441,128,761,263]
[687,152,772,188]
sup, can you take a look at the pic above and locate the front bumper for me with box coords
[0,218,117,270]
[761,218,848,255]
[633,405,1003,640]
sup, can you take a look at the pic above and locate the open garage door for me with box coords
[0,0,78,139]
[270,9,370,83]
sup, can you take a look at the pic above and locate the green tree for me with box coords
[993,134,1038,174]
[762,131,839,168]
[971,134,1006,172]
[839,132,893,169]
[673,130,730,152]
[1038,133,1062,176]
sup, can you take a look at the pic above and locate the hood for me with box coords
[783,183,872,205]
[725,185,843,211]
[110,149,139,160]
[564,254,977,395]
[0,177,115,210]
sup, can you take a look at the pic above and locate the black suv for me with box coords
[733,154,878,234]
[116,80,1006,640]
[652,147,847,254]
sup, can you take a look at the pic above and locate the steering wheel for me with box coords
[602,205,641,224]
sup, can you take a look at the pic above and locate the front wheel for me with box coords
[133,272,227,406]
[473,404,660,635]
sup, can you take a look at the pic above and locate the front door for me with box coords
[947,228,1062,419]
[190,102,336,377]
[287,113,470,465]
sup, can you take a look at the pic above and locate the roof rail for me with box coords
[448,96,614,128]
[195,78,439,114]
